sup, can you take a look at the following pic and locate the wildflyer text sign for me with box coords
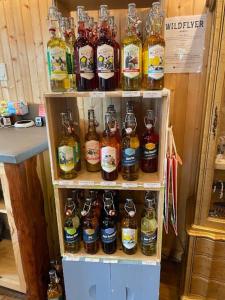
[164,15,207,73]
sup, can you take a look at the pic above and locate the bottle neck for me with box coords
[78,21,86,38]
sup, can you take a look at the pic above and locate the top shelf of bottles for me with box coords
[44,88,169,99]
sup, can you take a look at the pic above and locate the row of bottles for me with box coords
[47,2,165,92]
[58,103,159,180]
[63,190,158,256]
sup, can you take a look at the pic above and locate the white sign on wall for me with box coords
[164,14,207,73]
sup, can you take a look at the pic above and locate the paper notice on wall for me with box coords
[164,14,207,73]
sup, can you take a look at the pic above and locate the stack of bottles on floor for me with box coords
[47,2,165,92]
[57,102,159,180]
[63,190,158,256]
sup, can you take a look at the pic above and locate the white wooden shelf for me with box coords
[0,198,6,214]
[44,88,169,99]
[54,170,163,190]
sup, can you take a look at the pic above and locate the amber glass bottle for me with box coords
[121,198,138,255]
[101,113,119,181]
[96,5,117,91]
[141,110,159,173]
[47,270,63,300]
[82,198,99,254]
[143,2,165,90]
[89,190,102,219]
[122,112,140,181]
[85,109,101,172]
[74,6,96,91]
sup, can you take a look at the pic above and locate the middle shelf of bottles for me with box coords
[45,90,169,190]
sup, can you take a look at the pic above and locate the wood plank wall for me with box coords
[0,0,210,259]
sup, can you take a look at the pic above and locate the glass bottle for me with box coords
[122,111,140,181]
[67,111,81,171]
[143,2,165,90]
[141,192,157,256]
[107,104,120,143]
[74,6,96,91]
[64,197,80,253]
[68,17,76,46]
[101,113,119,181]
[47,269,63,300]
[141,110,159,173]
[47,20,70,92]
[96,5,116,91]
[81,198,99,254]
[89,190,102,219]
[101,194,117,254]
[121,3,142,90]
[121,198,138,255]
[58,113,77,179]
[85,109,101,172]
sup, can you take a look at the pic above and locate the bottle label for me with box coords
[147,45,164,80]
[141,230,157,246]
[83,228,98,243]
[64,227,79,243]
[97,44,114,79]
[101,146,117,173]
[122,228,137,249]
[101,227,117,244]
[122,147,139,167]
[47,46,68,80]
[58,146,75,172]
[79,45,95,80]
[123,44,140,79]
[85,140,100,165]
[143,143,158,160]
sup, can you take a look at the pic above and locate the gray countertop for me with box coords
[0,127,48,164]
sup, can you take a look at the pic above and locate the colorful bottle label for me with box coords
[97,44,114,79]
[123,44,140,78]
[143,143,158,160]
[144,44,164,80]
[79,45,94,80]
[83,228,98,243]
[64,226,79,243]
[141,230,157,246]
[101,227,117,244]
[85,140,100,165]
[101,146,117,173]
[122,228,137,249]
[47,46,68,80]
[58,146,75,172]
[122,147,139,167]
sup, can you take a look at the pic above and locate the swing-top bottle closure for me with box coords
[125,198,136,217]
[81,198,92,217]
[65,197,76,217]
[103,194,116,216]
[144,109,156,130]
[125,112,137,135]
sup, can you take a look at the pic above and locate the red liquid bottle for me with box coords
[96,5,117,91]
[141,110,159,173]
[74,6,96,91]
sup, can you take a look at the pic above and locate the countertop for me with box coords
[0,127,48,164]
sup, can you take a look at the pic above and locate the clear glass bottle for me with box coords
[143,2,165,90]
[74,6,96,91]
[122,111,140,181]
[101,194,117,254]
[141,110,159,173]
[121,198,138,255]
[64,197,80,253]
[121,3,142,90]
[96,5,117,91]
[57,113,77,179]
[141,192,157,256]
[85,109,101,172]
[47,269,63,300]
[101,113,119,181]
[81,198,99,254]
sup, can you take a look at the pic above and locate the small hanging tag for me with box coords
[129,211,135,217]
[171,155,178,236]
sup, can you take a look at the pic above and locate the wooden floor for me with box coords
[0,259,181,300]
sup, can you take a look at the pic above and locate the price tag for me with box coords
[122,91,141,97]
[65,256,80,261]
[142,260,157,266]
[78,181,95,186]
[122,183,138,188]
[103,259,118,264]
[100,181,117,187]
[91,91,106,98]
[85,258,100,263]
[143,182,161,189]
[143,91,162,98]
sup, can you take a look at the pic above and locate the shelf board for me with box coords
[63,245,159,266]
[44,88,169,99]
[0,239,21,292]
[54,170,163,190]
[0,199,6,214]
